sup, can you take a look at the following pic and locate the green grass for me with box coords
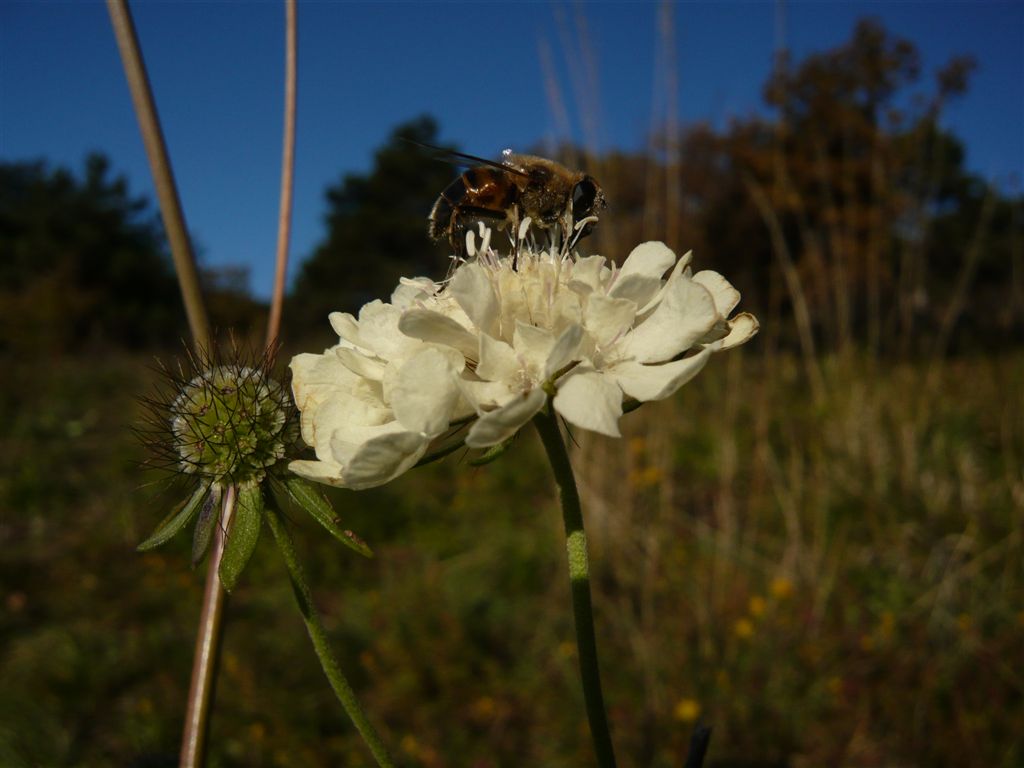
[1,349,1020,767]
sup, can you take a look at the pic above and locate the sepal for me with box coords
[191,486,223,567]
[219,483,264,591]
[137,481,210,552]
[270,475,373,558]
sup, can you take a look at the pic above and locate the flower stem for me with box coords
[266,0,297,349]
[107,8,228,766]
[180,485,236,768]
[533,407,618,768]
[265,507,396,768]
[106,0,211,353]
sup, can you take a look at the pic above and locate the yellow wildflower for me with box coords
[770,576,793,599]
[748,595,766,617]
[734,618,754,639]
[673,698,701,722]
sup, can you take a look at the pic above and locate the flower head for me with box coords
[137,344,370,582]
[141,347,297,490]
[169,364,296,488]
[290,232,757,489]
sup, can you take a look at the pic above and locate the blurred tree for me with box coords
[0,154,269,356]
[287,115,457,343]
[201,264,270,349]
[0,154,183,354]
[664,18,1022,355]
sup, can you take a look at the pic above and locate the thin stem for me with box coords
[106,4,226,766]
[106,0,211,352]
[180,485,236,768]
[266,0,297,348]
[265,507,396,768]
[533,407,618,768]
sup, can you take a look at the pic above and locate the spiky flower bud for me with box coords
[136,345,370,577]
[170,365,296,488]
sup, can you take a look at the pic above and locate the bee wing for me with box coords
[403,139,530,178]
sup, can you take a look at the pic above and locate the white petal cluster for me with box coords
[290,237,757,489]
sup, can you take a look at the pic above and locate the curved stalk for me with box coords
[266,0,297,348]
[265,508,396,768]
[106,0,211,352]
[533,406,618,768]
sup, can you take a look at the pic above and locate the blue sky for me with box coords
[2,1,1022,299]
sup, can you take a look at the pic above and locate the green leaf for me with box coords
[270,475,372,558]
[191,486,222,567]
[468,437,514,466]
[219,484,264,592]
[138,482,210,551]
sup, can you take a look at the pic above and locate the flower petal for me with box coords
[389,347,463,435]
[512,322,556,377]
[465,388,546,448]
[339,431,429,490]
[398,308,478,359]
[608,347,712,402]
[637,249,693,316]
[335,346,386,381]
[290,351,356,410]
[716,312,759,350]
[608,273,663,309]
[356,301,409,359]
[316,403,395,461]
[449,261,499,335]
[328,312,360,344]
[618,241,677,280]
[584,294,638,348]
[621,277,718,363]
[568,254,607,295]
[477,333,519,382]
[290,351,365,448]
[692,270,741,317]
[289,458,346,487]
[544,323,584,380]
[391,276,437,308]
[458,377,517,410]
[553,370,623,438]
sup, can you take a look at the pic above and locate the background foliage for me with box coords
[1,18,1021,768]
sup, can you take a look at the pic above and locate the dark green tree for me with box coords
[288,115,458,342]
[0,154,184,353]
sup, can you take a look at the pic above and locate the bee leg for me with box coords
[449,208,467,261]
[511,205,520,272]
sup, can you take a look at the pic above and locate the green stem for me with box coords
[265,508,396,768]
[533,406,618,768]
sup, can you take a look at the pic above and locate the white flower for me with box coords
[290,235,757,489]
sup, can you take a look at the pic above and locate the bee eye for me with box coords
[572,180,597,218]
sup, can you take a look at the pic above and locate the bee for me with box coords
[426,148,606,261]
